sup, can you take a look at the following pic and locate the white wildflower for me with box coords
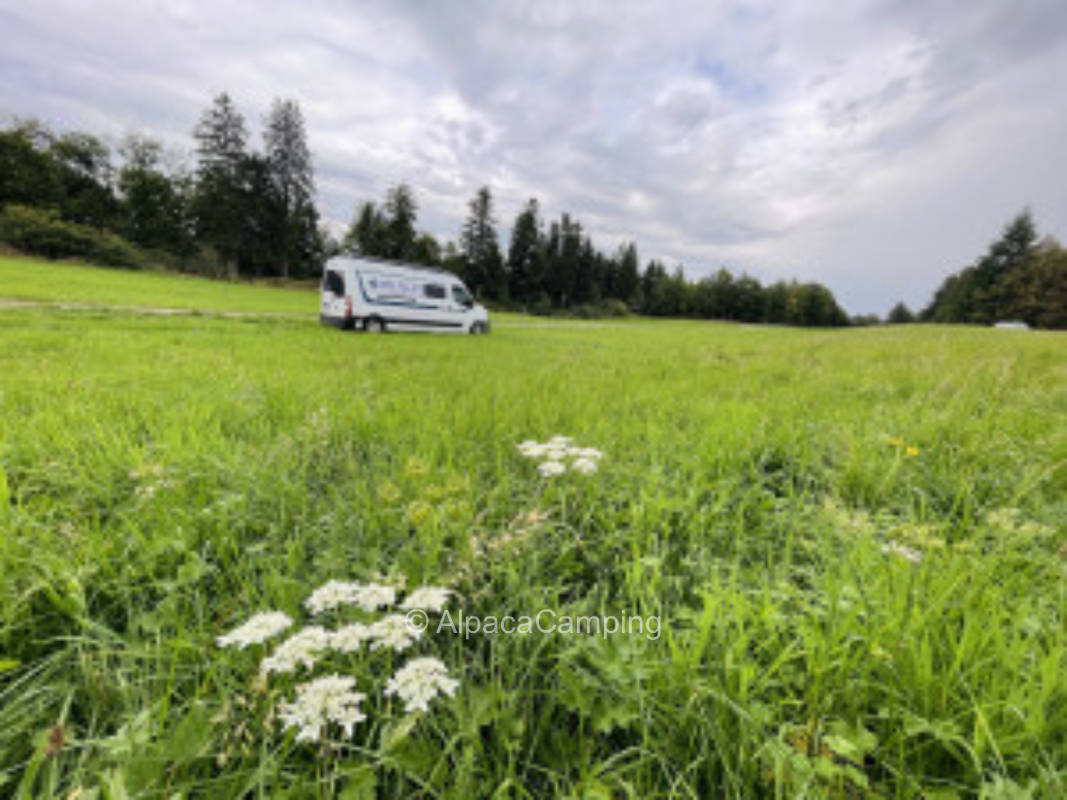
[517,440,546,458]
[368,614,422,652]
[400,586,452,612]
[330,622,373,653]
[260,626,332,674]
[571,457,599,475]
[304,580,362,614]
[304,580,397,614]
[384,656,459,713]
[519,436,605,478]
[354,582,397,612]
[881,540,923,563]
[538,460,566,477]
[278,674,366,743]
[216,611,293,649]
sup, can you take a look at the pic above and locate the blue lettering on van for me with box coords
[356,274,438,310]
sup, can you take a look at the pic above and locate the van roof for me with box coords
[326,254,457,279]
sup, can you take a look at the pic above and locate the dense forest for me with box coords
[344,184,850,325]
[0,93,322,279]
[2,91,1064,327]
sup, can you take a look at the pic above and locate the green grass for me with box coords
[0,258,1065,798]
[0,255,318,314]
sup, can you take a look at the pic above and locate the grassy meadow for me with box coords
[0,255,318,315]
[0,257,1065,798]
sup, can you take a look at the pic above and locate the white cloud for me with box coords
[1,0,1066,314]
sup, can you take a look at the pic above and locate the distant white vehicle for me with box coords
[993,320,1030,330]
[320,256,490,334]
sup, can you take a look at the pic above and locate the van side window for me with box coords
[424,283,446,299]
[452,285,473,307]
[323,271,345,295]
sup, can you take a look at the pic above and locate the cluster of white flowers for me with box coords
[518,435,605,477]
[400,586,452,612]
[331,622,373,653]
[216,611,293,649]
[354,583,398,612]
[384,656,460,713]
[571,456,599,475]
[260,626,333,675]
[304,580,397,614]
[538,460,566,477]
[881,540,923,564]
[303,581,360,614]
[368,614,422,652]
[277,674,367,743]
[220,579,460,745]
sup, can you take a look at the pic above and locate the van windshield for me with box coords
[452,285,473,307]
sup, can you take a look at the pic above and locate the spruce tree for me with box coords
[616,243,640,305]
[461,186,503,299]
[193,92,249,273]
[264,98,317,278]
[887,301,914,323]
[384,183,418,260]
[507,198,543,303]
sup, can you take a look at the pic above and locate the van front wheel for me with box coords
[469,322,487,335]
[364,317,386,333]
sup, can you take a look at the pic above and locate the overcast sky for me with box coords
[3,0,1066,314]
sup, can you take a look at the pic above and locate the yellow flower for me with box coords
[887,436,903,447]
[905,446,919,457]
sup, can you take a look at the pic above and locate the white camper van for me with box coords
[320,256,490,334]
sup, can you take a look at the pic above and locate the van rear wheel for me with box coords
[364,317,386,333]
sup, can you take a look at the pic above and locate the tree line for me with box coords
[342,183,851,325]
[0,92,323,278]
